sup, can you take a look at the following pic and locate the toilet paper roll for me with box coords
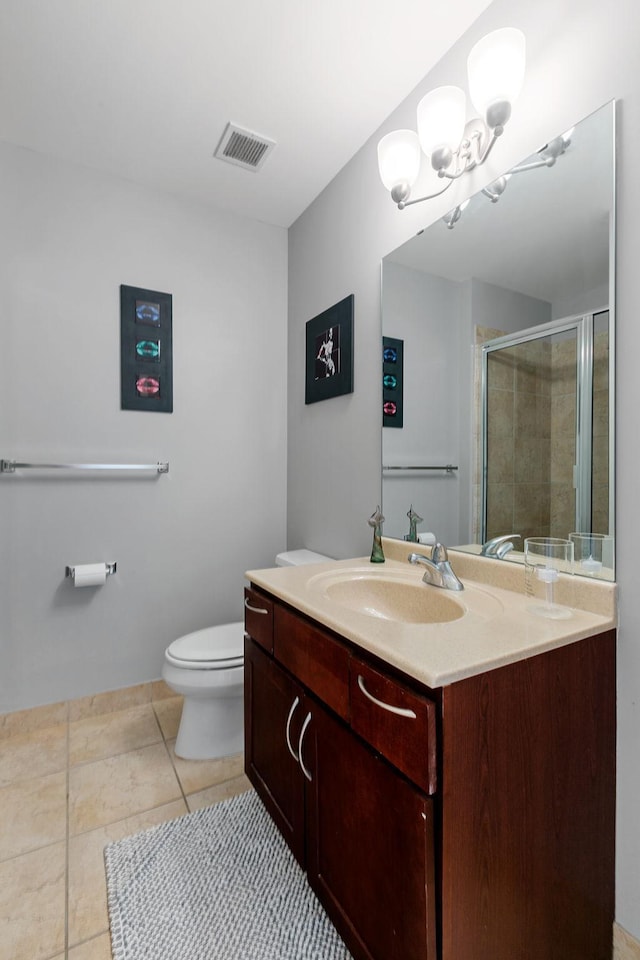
[418,532,436,545]
[73,563,107,587]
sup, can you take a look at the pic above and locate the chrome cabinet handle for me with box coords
[298,712,313,781]
[285,696,300,762]
[357,674,417,719]
[244,597,268,615]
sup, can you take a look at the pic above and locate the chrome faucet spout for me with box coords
[408,543,464,591]
[481,534,521,559]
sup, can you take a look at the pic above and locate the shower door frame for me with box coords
[480,311,610,545]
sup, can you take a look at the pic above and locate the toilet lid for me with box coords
[166,622,244,667]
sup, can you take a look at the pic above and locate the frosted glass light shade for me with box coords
[467,28,526,117]
[377,130,421,191]
[416,86,466,158]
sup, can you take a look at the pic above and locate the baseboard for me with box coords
[615,923,640,960]
[0,677,174,738]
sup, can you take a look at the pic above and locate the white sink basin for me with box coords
[325,576,464,623]
[308,566,503,625]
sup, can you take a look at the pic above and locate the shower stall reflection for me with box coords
[479,311,610,552]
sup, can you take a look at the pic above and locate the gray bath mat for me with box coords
[104,788,353,959]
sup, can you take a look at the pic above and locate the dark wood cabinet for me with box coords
[439,632,616,960]
[306,698,436,960]
[244,634,305,863]
[244,631,436,960]
[245,586,616,960]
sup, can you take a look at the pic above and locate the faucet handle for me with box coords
[431,542,448,562]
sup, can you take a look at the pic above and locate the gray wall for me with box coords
[287,0,640,939]
[382,262,462,543]
[0,143,288,713]
[468,277,551,334]
[552,279,610,319]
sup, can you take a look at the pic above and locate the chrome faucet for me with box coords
[408,543,464,591]
[481,534,521,559]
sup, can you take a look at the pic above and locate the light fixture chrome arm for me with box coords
[396,178,454,209]
[510,157,557,174]
[437,125,501,181]
[395,123,501,210]
[447,128,572,226]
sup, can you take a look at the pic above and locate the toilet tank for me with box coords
[275,549,331,566]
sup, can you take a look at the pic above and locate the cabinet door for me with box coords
[305,699,437,960]
[244,636,306,865]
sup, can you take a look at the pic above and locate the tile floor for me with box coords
[0,685,251,960]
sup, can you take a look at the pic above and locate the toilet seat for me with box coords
[165,623,244,670]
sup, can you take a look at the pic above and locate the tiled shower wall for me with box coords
[485,334,552,542]
[475,324,610,543]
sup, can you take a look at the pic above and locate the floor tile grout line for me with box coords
[65,712,70,959]
[0,836,66,867]
[160,735,191,810]
[67,795,188,842]
[151,697,182,744]
[150,699,169,741]
[68,734,166,771]
[69,930,112,954]
[65,698,180,769]
[151,699,193,808]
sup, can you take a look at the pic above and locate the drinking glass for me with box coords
[524,537,574,619]
[569,533,614,577]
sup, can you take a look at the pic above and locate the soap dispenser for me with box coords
[368,506,385,563]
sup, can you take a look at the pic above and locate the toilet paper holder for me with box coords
[65,562,117,580]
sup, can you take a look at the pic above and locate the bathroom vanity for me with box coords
[243,553,616,960]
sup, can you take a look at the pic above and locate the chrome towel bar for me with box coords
[1,460,169,475]
[382,464,458,473]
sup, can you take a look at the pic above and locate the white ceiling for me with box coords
[0,0,493,228]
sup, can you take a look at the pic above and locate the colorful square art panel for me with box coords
[121,285,173,413]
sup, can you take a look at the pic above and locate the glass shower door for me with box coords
[481,314,601,544]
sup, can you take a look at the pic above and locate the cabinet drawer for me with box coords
[350,657,437,794]
[244,587,274,652]
[274,605,349,721]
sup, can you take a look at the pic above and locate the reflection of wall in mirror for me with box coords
[382,262,551,545]
[382,261,462,544]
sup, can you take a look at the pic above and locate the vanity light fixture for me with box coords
[443,125,574,228]
[378,27,526,210]
[442,197,471,229]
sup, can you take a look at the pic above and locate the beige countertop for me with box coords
[246,542,617,689]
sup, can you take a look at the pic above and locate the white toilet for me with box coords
[162,549,331,760]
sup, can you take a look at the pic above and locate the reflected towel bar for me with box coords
[383,464,458,473]
[0,460,169,475]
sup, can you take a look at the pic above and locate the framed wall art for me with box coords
[120,284,173,413]
[382,335,403,428]
[305,294,354,404]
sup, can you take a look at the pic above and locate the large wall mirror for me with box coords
[381,100,615,579]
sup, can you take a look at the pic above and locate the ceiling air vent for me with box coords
[214,122,276,171]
